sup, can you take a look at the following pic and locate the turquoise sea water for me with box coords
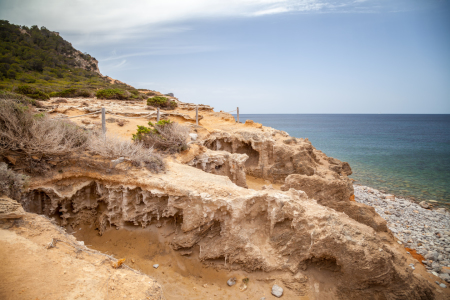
[236,114,450,206]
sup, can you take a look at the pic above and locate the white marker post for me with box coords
[101,107,106,135]
[196,105,199,125]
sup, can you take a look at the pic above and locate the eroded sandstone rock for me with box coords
[0,196,25,219]
[281,174,387,232]
[18,163,437,299]
[187,149,248,188]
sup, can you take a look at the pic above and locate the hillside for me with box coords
[0,20,144,99]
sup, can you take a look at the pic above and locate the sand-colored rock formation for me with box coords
[0,196,25,219]
[3,96,448,299]
[187,148,248,188]
[281,174,388,232]
[15,162,444,299]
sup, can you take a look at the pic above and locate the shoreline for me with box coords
[351,177,450,209]
[354,184,450,285]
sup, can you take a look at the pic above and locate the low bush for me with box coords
[18,74,36,83]
[132,120,189,153]
[147,96,177,109]
[0,162,29,200]
[0,90,42,107]
[50,88,93,98]
[0,99,88,156]
[88,134,165,172]
[0,98,164,173]
[16,85,49,100]
[96,88,130,100]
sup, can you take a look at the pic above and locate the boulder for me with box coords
[0,196,25,219]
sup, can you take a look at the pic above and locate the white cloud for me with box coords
[101,45,221,61]
[0,0,380,36]
[253,6,291,16]
[0,0,429,48]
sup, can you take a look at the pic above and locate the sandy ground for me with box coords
[71,223,313,300]
[51,98,262,142]
[0,214,163,300]
[246,175,283,191]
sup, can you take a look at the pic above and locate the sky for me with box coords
[1,0,449,113]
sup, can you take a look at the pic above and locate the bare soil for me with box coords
[71,223,313,300]
[0,214,163,300]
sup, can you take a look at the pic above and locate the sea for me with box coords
[236,114,450,207]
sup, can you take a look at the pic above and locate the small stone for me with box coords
[189,133,198,141]
[260,298,266,300]
[272,284,283,298]
[419,201,429,209]
[153,264,159,269]
[227,277,236,286]
[440,283,447,288]
[397,241,402,245]
[439,274,450,281]
[442,267,450,274]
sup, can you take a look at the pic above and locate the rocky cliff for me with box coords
[1,96,448,299]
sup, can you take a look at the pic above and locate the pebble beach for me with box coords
[354,185,450,286]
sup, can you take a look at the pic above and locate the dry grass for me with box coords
[141,122,190,153]
[0,162,29,200]
[88,134,165,172]
[0,99,89,156]
[0,98,164,173]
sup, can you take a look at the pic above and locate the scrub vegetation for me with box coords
[132,120,189,153]
[0,95,165,173]
[0,20,146,100]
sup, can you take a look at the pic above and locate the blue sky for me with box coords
[1,0,449,113]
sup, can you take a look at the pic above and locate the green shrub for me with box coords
[147,96,177,109]
[18,74,36,83]
[56,87,77,97]
[16,85,49,100]
[96,88,130,100]
[132,120,189,153]
[77,89,92,97]
[50,88,92,98]
[0,90,41,107]
[0,162,29,200]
